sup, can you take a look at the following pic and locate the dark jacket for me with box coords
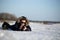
[2,22,31,31]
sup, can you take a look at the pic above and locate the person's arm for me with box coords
[26,25,32,31]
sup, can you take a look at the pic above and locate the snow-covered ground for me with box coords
[0,22,60,40]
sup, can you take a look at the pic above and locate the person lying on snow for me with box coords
[2,16,31,31]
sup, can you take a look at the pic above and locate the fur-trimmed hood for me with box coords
[16,16,29,26]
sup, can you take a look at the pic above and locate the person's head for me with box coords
[17,16,29,26]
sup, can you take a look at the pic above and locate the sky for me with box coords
[0,0,60,21]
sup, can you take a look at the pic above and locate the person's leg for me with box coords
[2,22,10,30]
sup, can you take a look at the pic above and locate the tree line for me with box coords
[0,13,17,21]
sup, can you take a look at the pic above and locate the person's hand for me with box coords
[19,23,25,29]
[23,26,27,31]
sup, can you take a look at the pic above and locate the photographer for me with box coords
[18,16,31,31]
[2,16,32,31]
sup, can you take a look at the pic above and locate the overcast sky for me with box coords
[0,0,60,21]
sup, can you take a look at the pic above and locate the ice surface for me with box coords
[0,22,60,40]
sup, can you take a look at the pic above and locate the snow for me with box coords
[0,22,60,40]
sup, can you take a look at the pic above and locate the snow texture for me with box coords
[0,22,60,40]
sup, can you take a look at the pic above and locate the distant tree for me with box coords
[0,13,17,21]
